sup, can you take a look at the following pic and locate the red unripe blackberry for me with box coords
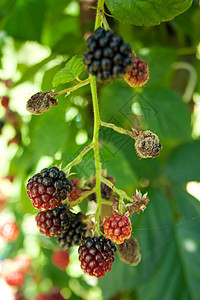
[67,178,82,202]
[78,236,116,278]
[35,204,73,238]
[104,213,132,244]
[15,295,26,300]
[34,294,52,300]
[51,290,65,300]
[1,96,9,108]
[26,167,73,210]
[55,212,86,249]
[1,259,16,277]
[125,55,149,87]
[14,254,31,273]
[0,193,7,211]
[0,221,19,242]
[51,249,70,270]
[5,271,24,286]
[84,27,132,81]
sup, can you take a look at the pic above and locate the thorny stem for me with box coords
[63,142,93,172]
[69,188,96,208]
[100,120,135,138]
[90,74,102,235]
[101,176,133,203]
[54,78,90,97]
[95,0,105,30]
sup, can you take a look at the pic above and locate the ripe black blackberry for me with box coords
[27,167,73,210]
[35,204,73,238]
[56,212,86,249]
[83,27,133,81]
[78,236,116,278]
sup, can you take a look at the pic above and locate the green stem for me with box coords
[63,142,93,172]
[54,78,90,97]
[69,188,96,208]
[90,74,102,235]
[101,176,133,202]
[118,196,124,214]
[95,0,105,29]
[100,120,134,138]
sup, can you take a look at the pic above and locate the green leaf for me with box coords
[29,102,68,157]
[140,89,191,141]
[5,0,46,42]
[165,141,200,183]
[52,55,85,87]
[138,187,200,300]
[100,189,174,299]
[105,0,193,26]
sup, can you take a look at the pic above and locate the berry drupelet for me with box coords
[125,54,149,87]
[104,213,132,244]
[67,178,82,202]
[35,204,73,238]
[26,167,73,210]
[55,212,86,249]
[78,236,116,278]
[84,27,133,81]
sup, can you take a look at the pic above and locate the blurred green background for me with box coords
[0,0,200,299]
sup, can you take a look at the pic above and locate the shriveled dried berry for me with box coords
[117,237,141,266]
[26,91,58,115]
[133,130,162,158]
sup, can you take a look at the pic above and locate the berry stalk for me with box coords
[89,74,102,234]
[95,0,105,30]
[54,78,90,97]
[100,120,134,138]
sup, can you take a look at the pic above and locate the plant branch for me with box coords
[100,120,134,138]
[63,142,93,172]
[90,74,102,234]
[95,0,105,29]
[101,176,133,203]
[54,78,90,97]
[69,188,96,208]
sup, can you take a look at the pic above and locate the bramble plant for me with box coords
[25,0,164,279]
[1,0,200,299]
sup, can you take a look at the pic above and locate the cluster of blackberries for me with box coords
[84,27,133,81]
[35,204,86,249]
[27,167,73,210]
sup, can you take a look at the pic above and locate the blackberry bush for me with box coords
[83,28,133,81]
[26,167,73,210]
